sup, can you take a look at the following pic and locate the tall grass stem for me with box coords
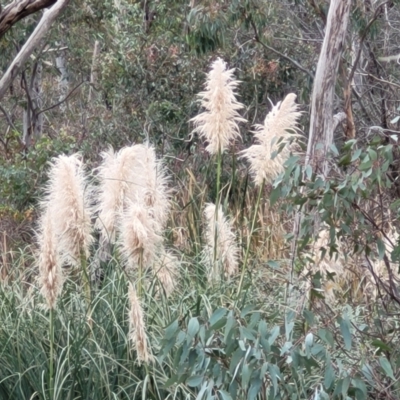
[49,307,55,400]
[236,180,265,298]
[213,148,222,274]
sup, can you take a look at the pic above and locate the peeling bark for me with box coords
[306,0,351,174]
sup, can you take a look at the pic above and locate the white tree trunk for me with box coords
[306,0,352,175]
[0,0,70,101]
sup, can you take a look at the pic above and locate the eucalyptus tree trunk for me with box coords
[289,0,352,311]
[306,0,352,175]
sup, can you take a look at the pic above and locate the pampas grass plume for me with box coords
[96,146,141,245]
[241,93,302,186]
[119,200,162,269]
[191,58,246,154]
[128,282,153,365]
[37,209,64,309]
[45,154,93,265]
[135,144,170,229]
[203,203,239,280]
[96,144,170,250]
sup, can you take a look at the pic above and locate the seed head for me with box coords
[128,282,153,365]
[37,209,64,309]
[45,154,93,265]
[191,58,246,155]
[241,93,301,186]
[202,203,239,280]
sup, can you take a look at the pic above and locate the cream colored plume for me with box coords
[128,282,153,365]
[241,93,301,186]
[134,144,170,229]
[96,144,170,252]
[190,58,246,155]
[202,203,239,280]
[45,154,93,265]
[155,249,179,297]
[37,209,64,309]
[119,200,162,269]
[95,146,143,245]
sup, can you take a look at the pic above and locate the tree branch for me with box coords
[247,15,314,80]
[0,0,70,101]
[0,0,57,38]
[348,1,390,84]
[37,80,87,115]
[0,103,18,132]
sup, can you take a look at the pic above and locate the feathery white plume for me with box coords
[241,93,301,186]
[96,144,170,252]
[96,146,143,245]
[191,58,246,155]
[45,154,93,265]
[202,203,239,280]
[37,209,64,309]
[134,144,170,229]
[119,200,162,269]
[128,282,153,365]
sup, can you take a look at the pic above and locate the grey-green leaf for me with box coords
[379,356,395,380]
[339,317,352,350]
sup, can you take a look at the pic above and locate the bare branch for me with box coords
[37,80,87,116]
[348,1,390,84]
[0,103,18,132]
[0,0,70,101]
[247,15,314,80]
[0,0,57,38]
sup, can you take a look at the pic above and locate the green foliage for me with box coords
[0,133,76,209]
[2,258,399,399]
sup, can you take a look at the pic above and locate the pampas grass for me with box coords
[202,203,239,280]
[36,153,92,399]
[37,209,63,310]
[96,144,170,260]
[241,93,302,186]
[190,58,246,155]
[128,282,153,365]
[44,154,93,265]
[95,146,142,250]
[119,200,162,271]
[135,144,170,229]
